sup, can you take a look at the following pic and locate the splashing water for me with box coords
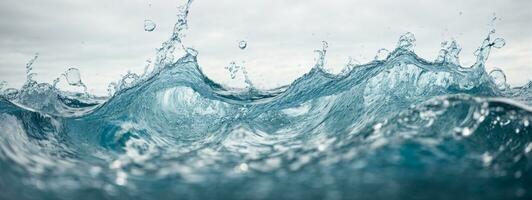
[0,1,531,200]
[490,68,508,90]
[374,48,390,61]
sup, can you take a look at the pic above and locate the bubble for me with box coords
[489,68,507,90]
[65,68,82,85]
[238,40,247,50]
[374,48,390,61]
[492,38,505,48]
[144,19,157,32]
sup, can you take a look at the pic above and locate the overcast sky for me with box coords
[0,0,531,95]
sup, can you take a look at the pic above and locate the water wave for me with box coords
[0,1,531,199]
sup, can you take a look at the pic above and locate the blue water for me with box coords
[1,1,531,200]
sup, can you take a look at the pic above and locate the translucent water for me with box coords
[0,1,531,200]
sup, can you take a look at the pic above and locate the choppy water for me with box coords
[1,1,531,200]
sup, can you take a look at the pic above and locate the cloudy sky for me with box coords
[0,0,531,95]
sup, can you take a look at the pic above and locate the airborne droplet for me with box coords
[65,68,82,85]
[238,40,247,50]
[492,38,505,48]
[144,19,157,32]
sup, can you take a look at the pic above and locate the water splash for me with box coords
[435,40,461,65]
[155,0,194,67]
[489,68,508,90]
[225,61,254,89]
[374,48,390,61]
[0,1,531,200]
[396,32,416,51]
[23,53,39,88]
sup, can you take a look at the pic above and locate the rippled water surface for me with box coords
[1,1,531,200]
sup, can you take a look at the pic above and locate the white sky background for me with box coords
[0,0,531,95]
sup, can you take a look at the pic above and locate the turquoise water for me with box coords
[0,1,531,199]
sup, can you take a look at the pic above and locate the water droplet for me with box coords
[65,68,82,85]
[238,40,247,50]
[489,68,507,90]
[374,48,390,61]
[492,38,505,48]
[144,19,157,32]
